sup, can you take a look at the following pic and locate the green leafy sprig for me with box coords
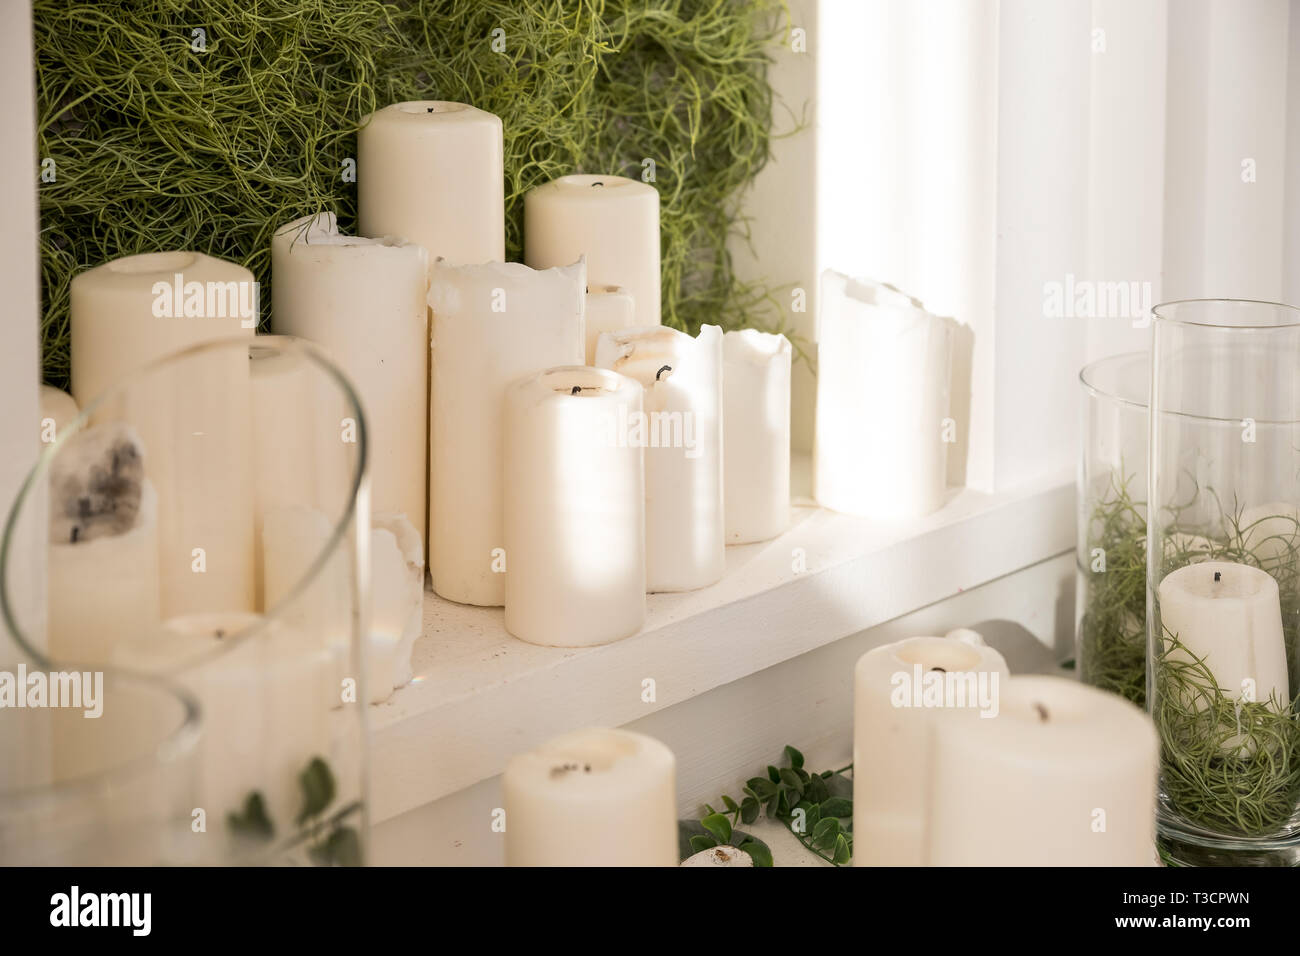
[685,745,854,867]
[227,755,362,866]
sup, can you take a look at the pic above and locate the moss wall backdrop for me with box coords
[34,0,789,387]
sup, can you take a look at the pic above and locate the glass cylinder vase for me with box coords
[1148,299,1300,865]
[1077,352,1150,706]
[0,652,200,865]
[2,337,371,865]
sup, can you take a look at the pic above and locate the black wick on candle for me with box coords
[1033,702,1050,723]
[426,107,435,113]
[591,181,604,187]
[656,364,672,381]
[571,385,581,395]
[930,667,946,673]
[1214,570,1222,582]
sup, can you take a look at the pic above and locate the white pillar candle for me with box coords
[503,366,645,647]
[111,612,332,843]
[852,629,1009,867]
[38,386,78,445]
[723,329,791,544]
[70,251,256,616]
[428,259,585,605]
[1157,561,1289,710]
[46,424,161,665]
[503,728,677,866]
[271,213,429,540]
[583,285,636,365]
[595,325,724,592]
[814,269,954,520]
[357,101,504,266]
[525,174,660,327]
[925,675,1158,866]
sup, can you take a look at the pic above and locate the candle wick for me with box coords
[1033,702,1049,723]
[1214,570,1222,582]
[571,385,581,395]
[930,666,946,673]
[591,181,604,187]
[70,526,79,544]
[656,364,672,381]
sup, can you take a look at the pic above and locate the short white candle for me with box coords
[503,366,645,647]
[112,612,333,842]
[503,728,678,866]
[814,269,954,520]
[357,101,504,266]
[525,174,661,327]
[853,630,1008,866]
[70,251,256,616]
[1157,561,1289,710]
[427,259,585,606]
[595,325,724,592]
[583,285,636,365]
[723,329,791,544]
[46,424,161,666]
[271,213,429,542]
[38,386,78,444]
[925,675,1158,866]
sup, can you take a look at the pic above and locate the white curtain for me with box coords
[764,0,1300,490]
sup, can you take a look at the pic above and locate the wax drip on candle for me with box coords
[1033,702,1050,723]
[656,364,672,381]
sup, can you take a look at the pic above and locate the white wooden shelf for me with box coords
[368,456,1074,823]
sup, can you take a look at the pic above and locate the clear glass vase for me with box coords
[0,652,200,865]
[1077,352,1150,707]
[1148,299,1300,865]
[2,337,371,865]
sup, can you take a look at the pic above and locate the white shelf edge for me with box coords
[368,470,1075,823]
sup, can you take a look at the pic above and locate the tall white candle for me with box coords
[852,630,1008,867]
[1157,561,1289,710]
[503,728,677,866]
[595,325,724,592]
[45,424,161,666]
[814,270,953,520]
[723,329,791,544]
[504,366,645,647]
[428,259,585,605]
[525,174,660,327]
[260,505,422,704]
[271,212,429,541]
[70,251,256,616]
[38,386,78,445]
[112,612,333,844]
[358,101,504,267]
[583,285,636,365]
[926,675,1158,866]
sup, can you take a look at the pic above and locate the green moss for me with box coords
[35,0,790,386]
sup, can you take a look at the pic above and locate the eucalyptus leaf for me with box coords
[832,833,851,865]
[736,836,774,868]
[784,745,804,769]
[778,768,804,793]
[296,756,336,826]
[819,797,853,819]
[812,817,840,849]
[227,791,274,841]
[740,797,760,825]
[701,812,733,844]
[722,795,739,813]
[767,765,781,784]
